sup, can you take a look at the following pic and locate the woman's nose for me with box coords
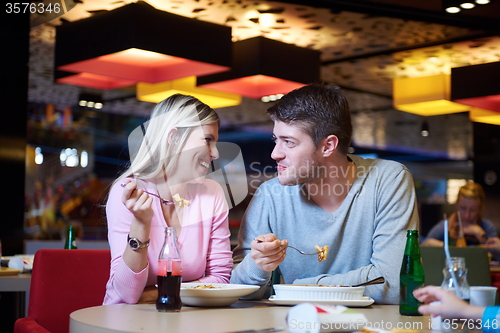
[209,142,219,160]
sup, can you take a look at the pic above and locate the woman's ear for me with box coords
[322,135,339,157]
[167,127,178,145]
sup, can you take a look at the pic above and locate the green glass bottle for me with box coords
[399,229,425,316]
[64,225,78,249]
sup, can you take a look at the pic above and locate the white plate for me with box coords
[268,295,375,307]
[180,283,259,307]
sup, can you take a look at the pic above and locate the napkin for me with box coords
[287,303,368,333]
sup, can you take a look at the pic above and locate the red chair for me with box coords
[14,249,110,333]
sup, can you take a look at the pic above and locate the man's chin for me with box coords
[277,175,298,186]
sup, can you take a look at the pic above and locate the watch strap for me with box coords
[127,234,150,250]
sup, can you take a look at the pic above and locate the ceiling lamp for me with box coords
[56,72,137,90]
[452,62,500,112]
[443,0,462,13]
[393,74,470,116]
[137,76,241,109]
[452,61,500,125]
[197,37,320,99]
[469,108,500,125]
[443,0,491,12]
[54,2,232,89]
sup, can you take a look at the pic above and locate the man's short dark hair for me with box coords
[267,82,352,155]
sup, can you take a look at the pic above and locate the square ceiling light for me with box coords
[137,76,241,109]
[54,2,232,89]
[393,74,470,116]
[197,36,320,99]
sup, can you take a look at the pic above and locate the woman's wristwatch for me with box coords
[127,235,150,250]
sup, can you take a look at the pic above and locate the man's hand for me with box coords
[251,233,287,272]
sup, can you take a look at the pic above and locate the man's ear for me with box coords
[167,127,178,145]
[322,135,339,157]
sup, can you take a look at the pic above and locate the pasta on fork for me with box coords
[314,245,330,262]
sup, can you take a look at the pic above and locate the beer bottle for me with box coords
[456,213,467,247]
[64,225,78,249]
[455,234,467,248]
[399,230,425,316]
[156,227,182,312]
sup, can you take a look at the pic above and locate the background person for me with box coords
[230,83,419,304]
[423,182,497,247]
[104,94,232,305]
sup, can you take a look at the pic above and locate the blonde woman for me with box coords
[423,182,497,247]
[103,94,232,305]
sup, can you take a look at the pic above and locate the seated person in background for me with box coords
[423,182,497,247]
[104,94,232,305]
[230,83,419,304]
[414,286,497,333]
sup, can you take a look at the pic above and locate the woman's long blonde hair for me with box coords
[115,94,219,185]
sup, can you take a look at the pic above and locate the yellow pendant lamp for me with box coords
[137,76,241,109]
[393,74,470,116]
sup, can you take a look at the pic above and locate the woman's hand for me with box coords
[121,180,154,224]
[421,238,444,247]
[121,180,153,273]
[251,234,287,272]
[137,286,158,304]
[463,224,487,243]
[485,237,500,261]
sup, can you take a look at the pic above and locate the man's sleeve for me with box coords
[230,185,274,294]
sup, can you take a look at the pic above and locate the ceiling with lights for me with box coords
[41,0,500,97]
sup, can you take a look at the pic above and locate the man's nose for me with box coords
[271,144,283,161]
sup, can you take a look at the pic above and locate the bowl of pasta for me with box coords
[180,283,260,307]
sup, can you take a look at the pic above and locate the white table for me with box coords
[0,273,31,317]
[71,303,437,333]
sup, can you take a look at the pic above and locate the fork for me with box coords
[120,183,174,205]
[250,238,319,256]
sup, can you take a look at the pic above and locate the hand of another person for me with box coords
[463,224,487,243]
[121,180,154,224]
[414,286,485,320]
[251,233,287,272]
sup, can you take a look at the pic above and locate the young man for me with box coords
[230,83,419,304]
